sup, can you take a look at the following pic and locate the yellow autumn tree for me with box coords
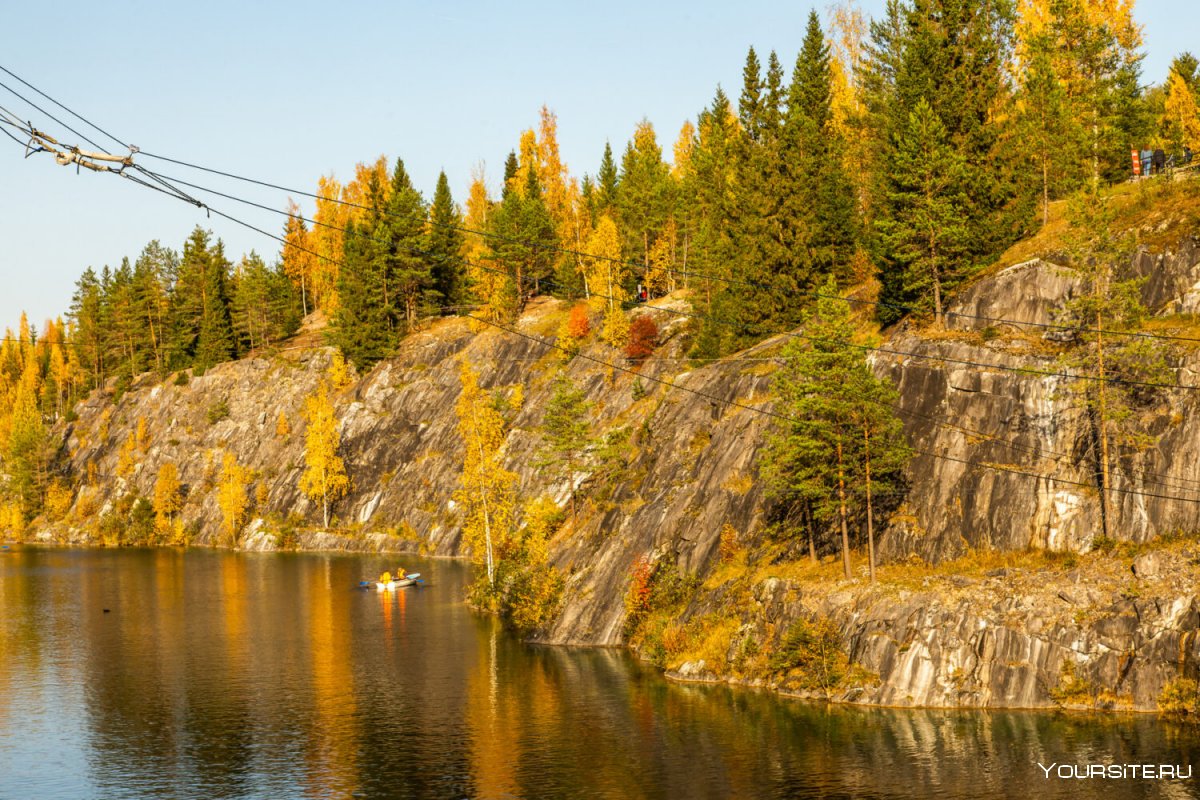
[217,452,250,544]
[454,360,517,601]
[645,217,677,296]
[275,411,291,438]
[117,433,138,478]
[327,350,353,390]
[1164,69,1200,151]
[300,382,350,528]
[136,417,150,453]
[463,168,511,326]
[282,199,318,317]
[153,462,183,538]
[312,174,346,314]
[582,215,629,346]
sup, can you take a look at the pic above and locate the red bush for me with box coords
[624,315,659,362]
[566,304,591,340]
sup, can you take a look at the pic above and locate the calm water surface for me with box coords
[1,547,1198,799]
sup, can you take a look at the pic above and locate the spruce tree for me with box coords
[427,171,466,308]
[170,227,236,370]
[595,141,619,215]
[194,238,237,370]
[616,120,672,270]
[378,158,430,328]
[763,278,909,579]
[876,99,969,326]
[537,371,593,518]
[329,220,394,370]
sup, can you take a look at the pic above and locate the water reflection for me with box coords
[0,547,1196,799]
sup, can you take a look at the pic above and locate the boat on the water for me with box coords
[375,577,416,591]
[360,572,422,591]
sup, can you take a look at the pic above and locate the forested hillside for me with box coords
[3,0,1200,596]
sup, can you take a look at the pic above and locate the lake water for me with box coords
[1,547,1197,799]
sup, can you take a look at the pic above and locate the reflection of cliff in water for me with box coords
[2,548,1198,800]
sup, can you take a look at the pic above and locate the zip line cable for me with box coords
[0,64,130,151]
[0,61,1193,347]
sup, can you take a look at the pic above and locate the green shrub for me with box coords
[207,399,230,425]
[770,616,851,696]
[1159,677,1200,720]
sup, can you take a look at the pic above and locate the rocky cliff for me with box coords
[28,224,1200,711]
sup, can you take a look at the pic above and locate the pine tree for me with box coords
[1019,31,1075,225]
[488,164,556,309]
[68,267,105,385]
[380,158,431,328]
[427,171,466,308]
[866,0,1032,322]
[537,371,592,518]
[876,98,969,326]
[329,219,393,370]
[299,381,350,528]
[170,227,237,371]
[763,279,910,579]
[617,120,672,272]
[595,141,619,216]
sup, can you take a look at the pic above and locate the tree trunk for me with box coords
[836,438,852,580]
[1042,152,1050,227]
[864,426,876,584]
[1095,308,1112,541]
[469,401,496,588]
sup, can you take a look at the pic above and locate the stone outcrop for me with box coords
[30,233,1200,710]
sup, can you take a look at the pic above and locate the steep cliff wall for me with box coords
[29,232,1200,710]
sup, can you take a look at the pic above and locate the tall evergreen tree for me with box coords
[427,171,467,308]
[866,0,1031,323]
[379,158,430,328]
[170,227,236,370]
[329,219,394,370]
[876,99,969,325]
[763,279,910,579]
[616,120,672,270]
[595,141,619,215]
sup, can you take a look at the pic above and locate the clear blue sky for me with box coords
[0,0,1193,332]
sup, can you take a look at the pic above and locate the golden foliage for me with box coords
[136,417,150,453]
[1165,70,1200,149]
[645,217,676,296]
[602,308,630,348]
[116,433,138,478]
[454,359,518,595]
[327,350,353,390]
[300,382,351,528]
[153,462,183,534]
[275,411,291,438]
[217,452,250,544]
[44,480,73,521]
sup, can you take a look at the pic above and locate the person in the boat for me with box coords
[379,571,392,584]
[395,567,406,579]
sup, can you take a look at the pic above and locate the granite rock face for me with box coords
[32,237,1200,709]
